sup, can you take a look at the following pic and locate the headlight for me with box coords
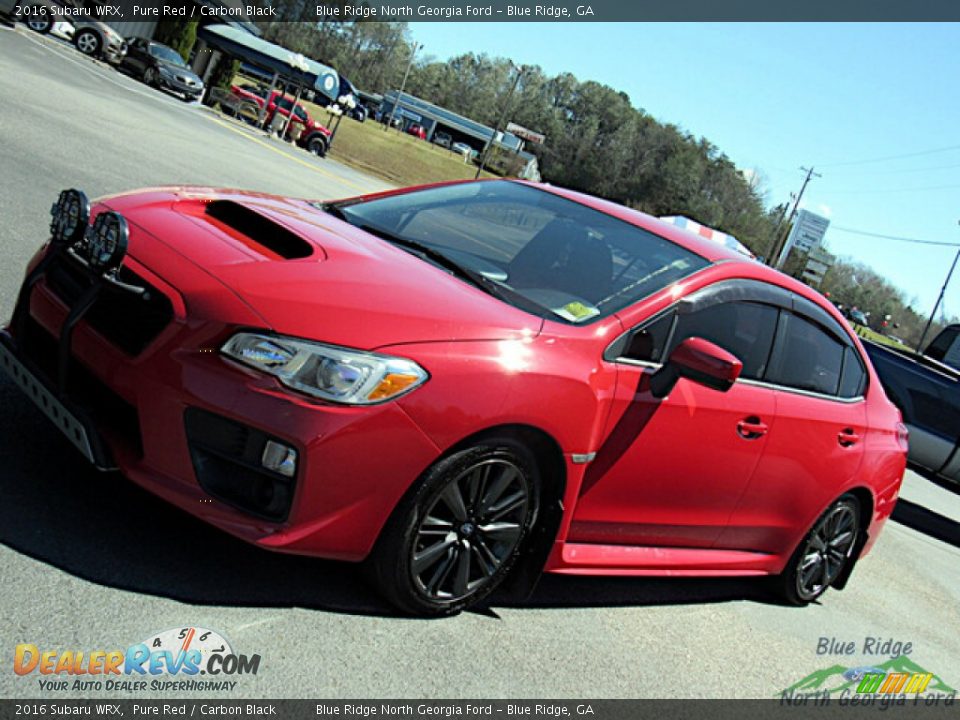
[221,333,429,405]
[49,188,90,247]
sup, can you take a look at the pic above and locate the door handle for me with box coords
[838,428,861,447]
[737,417,768,439]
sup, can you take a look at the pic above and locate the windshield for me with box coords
[329,181,709,324]
[149,44,186,67]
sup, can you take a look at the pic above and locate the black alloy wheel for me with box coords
[778,494,861,605]
[368,440,540,616]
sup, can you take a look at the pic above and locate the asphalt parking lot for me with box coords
[1,25,958,699]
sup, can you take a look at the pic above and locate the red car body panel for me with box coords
[4,179,906,581]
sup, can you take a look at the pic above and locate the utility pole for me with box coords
[916,221,960,352]
[475,64,525,179]
[385,42,422,133]
[769,166,821,269]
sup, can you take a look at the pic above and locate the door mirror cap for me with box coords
[649,337,743,398]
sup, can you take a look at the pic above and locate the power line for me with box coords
[822,182,960,194]
[817,144,960,169]
[826,161,960,176]
[830,226,960,247]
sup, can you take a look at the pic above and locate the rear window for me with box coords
[767,313,845,395]
[329,181,709,323]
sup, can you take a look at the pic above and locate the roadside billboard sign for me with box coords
[506,122,546,145]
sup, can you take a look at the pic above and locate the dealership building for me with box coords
[379,91,542,181]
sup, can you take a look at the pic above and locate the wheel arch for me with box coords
[829,485,874,590]
[306,133,328,155]
[441,423,568,601]
[369,422,568,602]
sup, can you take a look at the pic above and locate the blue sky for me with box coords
[408,22,960,319]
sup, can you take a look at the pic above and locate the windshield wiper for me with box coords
[361,224,505,291]
[322,207,558,320]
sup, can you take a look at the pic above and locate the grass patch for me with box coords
[228,73,500,187]
[313,108,499,187]
[852,324,908,349]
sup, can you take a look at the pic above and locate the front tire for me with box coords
[776,494,861,605]
[368,440,540,616]
[74,29,101,57]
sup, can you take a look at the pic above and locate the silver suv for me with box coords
[8,0,127,64]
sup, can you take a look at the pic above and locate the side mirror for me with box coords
[649,337,743,399]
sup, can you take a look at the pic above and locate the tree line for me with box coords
[253,18,945,345]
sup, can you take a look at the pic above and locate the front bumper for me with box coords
[2,244,441,562]
[103,41,126,64]
[157,73,203,98]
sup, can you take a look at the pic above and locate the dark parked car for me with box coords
[849,309,869,327]
[864,325,960,485]
[119,37,204,102]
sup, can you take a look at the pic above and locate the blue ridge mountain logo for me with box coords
[781,655,956,704]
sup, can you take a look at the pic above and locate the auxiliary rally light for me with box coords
[49,188,90,247]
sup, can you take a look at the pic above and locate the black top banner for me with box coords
[18,0,960,22]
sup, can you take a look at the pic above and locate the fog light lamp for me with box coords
[261,440,298,478]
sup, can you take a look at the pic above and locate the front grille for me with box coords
[20,317,143,459]
[184,408,297,522]
[44,254,174,356]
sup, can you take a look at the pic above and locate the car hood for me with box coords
[158,61,202,83]
[101,188,543,349]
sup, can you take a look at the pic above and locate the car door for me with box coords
[124,38,147,73]
[716,309,868,553]
[568,286,781,548]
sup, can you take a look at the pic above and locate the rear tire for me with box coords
[25,15,52,33]
[307,135,328,157]
[775,494,861,606]
[74,29,101,57]
[367,439,540,616]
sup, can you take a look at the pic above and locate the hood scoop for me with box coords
[203,200,314,260]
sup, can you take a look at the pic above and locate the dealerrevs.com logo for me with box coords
[14,627,261,693]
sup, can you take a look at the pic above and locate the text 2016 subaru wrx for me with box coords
[1,179,907,615]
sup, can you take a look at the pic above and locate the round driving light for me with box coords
[86,211,129,272]
[49,189,90,247]
[317,358,363,395]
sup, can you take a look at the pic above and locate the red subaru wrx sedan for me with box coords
[1,180,907,615]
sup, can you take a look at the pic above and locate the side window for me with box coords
[767,313,845,396]
[925,328,960,369]
[838,346,867,398]
[620,312,675,363]
[665,301,779,380]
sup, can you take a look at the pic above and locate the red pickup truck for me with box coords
[231,84,333,156]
